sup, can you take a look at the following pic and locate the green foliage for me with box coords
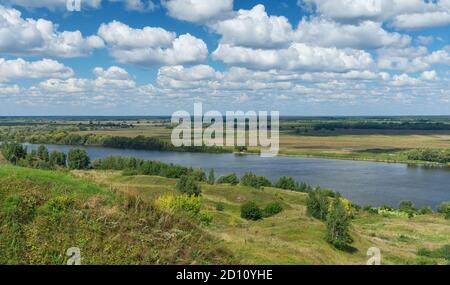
[1,142,27,164]
[437,201,450,219]
[418,206,433,215]
[191,168,206,182]
[240,201,263,221]
[262,202,283,218]
[398,200,417,217]
[407,149,450,163]
[325,196,353,250]
[274,176,296,190]
[67,149,90,170]
[216,173,239,185]
[176,175,201,197]
[37,145,49,162]
[240,172,272,189]
[92,156,205,180]
[49,151,66,168]
[216,202,225,212]
[0,166,230,265]
[418,244,450,263]
[156,194,212,226]
[207,169,215,185]
[306,189,330,221]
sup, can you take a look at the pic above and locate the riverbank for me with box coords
[21,143,450,208]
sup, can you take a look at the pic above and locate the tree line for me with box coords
[407,149,450,163]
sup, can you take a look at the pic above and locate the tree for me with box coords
[1,142,26,164]
[326,196,353,250]
[306,189,329,221]
[176,175,201,197]
[207,169,215,185]
[240,201,262,221]
[67,148,90,170]
[217,173,239,185]
[240,172,272,189]
[262,201,283,218]
[191,168,206,182]
[275,176,296,190]
[49,151,66,167]
[37,145,49,162]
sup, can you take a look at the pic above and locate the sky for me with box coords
[0,0,449,116]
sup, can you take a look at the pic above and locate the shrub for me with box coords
[156,194,201,217]
[176,175,201,197]
[240,172,272,189]
[326,196,353,250]
[207,169,215,185]
[1,142,27,164]
[262,202,283,218]
[398,200,417,217]
[67,148,90,170]
[274,176,296,190]
[217,173,239,185]
[306,189,329,221]
[191,168,206,182]
[37,145,49,162]
[418,206,433,215]
[49,151,66,168]
[437,201,450,219]
[240,201,262,221]
[216,203,225,212]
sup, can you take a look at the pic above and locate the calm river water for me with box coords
[24,143,450,208]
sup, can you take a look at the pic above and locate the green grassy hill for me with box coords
[0,165,233,265]
[0,160,448,265]
[75,170,450,265]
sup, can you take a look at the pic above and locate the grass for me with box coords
[0,165,233,265]
[74,170,450,265]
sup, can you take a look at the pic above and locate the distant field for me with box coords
[76,126,173,140]
[2,117,450,164]
[72,124,450,163]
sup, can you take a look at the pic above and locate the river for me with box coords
[24,143,450,208]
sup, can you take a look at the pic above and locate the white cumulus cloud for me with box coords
[98,21,208,67]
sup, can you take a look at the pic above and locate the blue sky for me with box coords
[0,0,449,116]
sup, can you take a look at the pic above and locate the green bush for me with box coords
[207,169,215,185]
[49,150,66,167]
[306,189,329,221]
[240,201,262,221]
[67,148,90,170]
[262,202,283,218]
[217,173,239,185]
[326,196,353,250]
[216,203,225,212]
[274,176,296,190]
[398,200,417,217]
[37,145,49,162]
[437,201,450,219]
[1,142,27,164]
[240,172,272,189]
[418,206,433,215]
[176,175,201,197]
